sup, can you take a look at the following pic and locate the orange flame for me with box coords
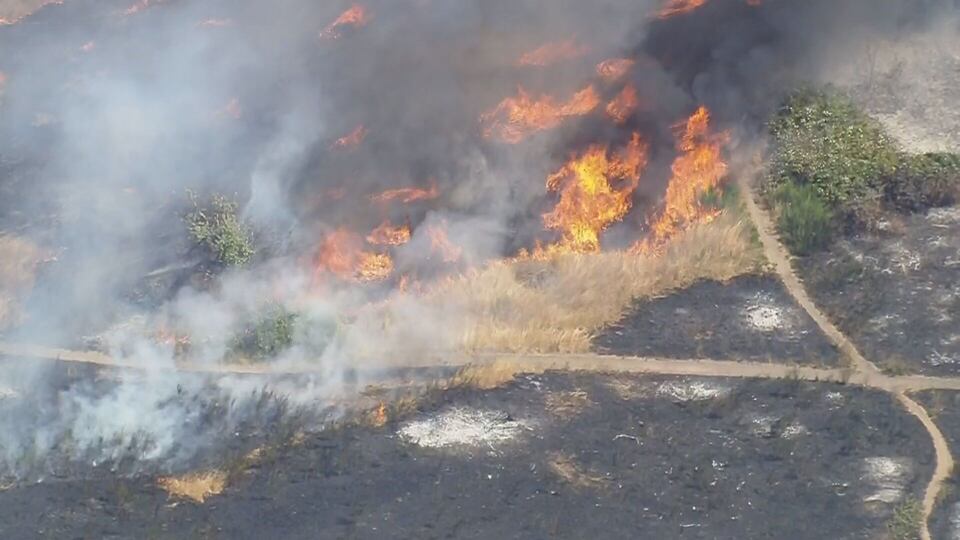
[314,228,393,283]
[331,124,367,149]
[123,0,164,16]
[426,221,462,263]
[480,85,600,144]
[656,0,708,18]
[517,40,590,67]
[320,4,370,40]
[370,402,387,426]
[606,83,640,125]
[595,58,635,83]
[634,106,729,253]
[369,182,439,204]
[542,133,649,253]
[366,220,411,246]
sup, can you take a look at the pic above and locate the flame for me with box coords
[331,124,367,149]
[517,40,590,67]
[480,85,600,144]
[366,220,411,246]
[314,228,393,283]
[0,0,64,25]
[370,402,387,427]
[426,221,462,263]
[541,133,649,253]
[656,0,708,18]
[606,83,639,125]
[595,58,635,83]
[320,4,370,40]
[217,97,242,119]
[634,106,729,253]
[369,182,439,204]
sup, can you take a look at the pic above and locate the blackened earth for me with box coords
[593,275,841,366]
[0,371,934,540]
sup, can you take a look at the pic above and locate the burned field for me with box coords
[593,274,841,366]
[914,389,960,540]
[0,371,935,539]
[797,207,960,376]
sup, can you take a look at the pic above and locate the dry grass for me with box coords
[157,470,227,503]
[422,214,763,353]
[544,390,594,419]
[548,452,609,490]
[0,235,44,330]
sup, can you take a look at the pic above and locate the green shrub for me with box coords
[232,306,299,360]
[772,181,834,255]
[886,152,960,212]
[186,192,255,267]
[769,89,901,208]
[887,497,922,540]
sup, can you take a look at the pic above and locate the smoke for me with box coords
[0,0,955,477]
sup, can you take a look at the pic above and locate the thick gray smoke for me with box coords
[0,0,955,478]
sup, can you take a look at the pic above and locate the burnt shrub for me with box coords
[886,152,960,212]
[772,181,834,256]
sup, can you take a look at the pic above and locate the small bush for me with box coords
[772,182,834,255]
[232,306,299,360]
[886,152,960,212]
[186,192,254,267]
[769,88,900,209]
[886,497,922,540]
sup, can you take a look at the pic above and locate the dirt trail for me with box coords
[736,172,951,540]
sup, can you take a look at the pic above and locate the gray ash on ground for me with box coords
[798,207,960,376]
[0,371,933,539]
[912,390,960,540]
[592,275,841,365]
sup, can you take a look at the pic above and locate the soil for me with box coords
[914,390,960,540]
[797,207,960,376]
[0,371,935,540]
[593,275,841,366]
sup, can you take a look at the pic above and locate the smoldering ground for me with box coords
[0,0,955,478]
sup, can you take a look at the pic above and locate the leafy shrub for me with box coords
[768,89,901,209]
[886,497,922,540]
[186,192,254,267]
[772,181,834,255]
[232,306,299,360]
[886,152,960,212]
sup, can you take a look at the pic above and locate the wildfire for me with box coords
[366,220,411,246]
[320,4,370,40]
[123,0,164,16]
[314,228,393,283]
[606,83,640,125]
[217,97,242,119]
[656,0,708,18]
[480,85,600,144]
[542,133,648,253]
[595,58,635,83]
[634,106,729,254]
[426,221,462,263]
[517,40,590,67]
[331,124,367,149]
[369,182,439,204]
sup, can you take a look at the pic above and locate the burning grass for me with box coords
[420,213,763,353]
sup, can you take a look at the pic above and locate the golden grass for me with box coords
[420,213,763,354]
[0,235,44,330]
[157,470,227,503]
[548,452,608,490]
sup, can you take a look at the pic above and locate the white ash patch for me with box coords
[825,391,846,406]
[929,350,960,367]
[781,423,809,439]
[928,207,960,225]
[948,502,960,540]
[742,293,789,332]
[861,457,912,505]
[657,380,730,402]
[398,408,528,450]
[747,414,778,438]
[0,386,18,401]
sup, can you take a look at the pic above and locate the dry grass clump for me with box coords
[548,452,609,490]
[421,214,763,354]
[0,235,45,330]
[157,470,228,503]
